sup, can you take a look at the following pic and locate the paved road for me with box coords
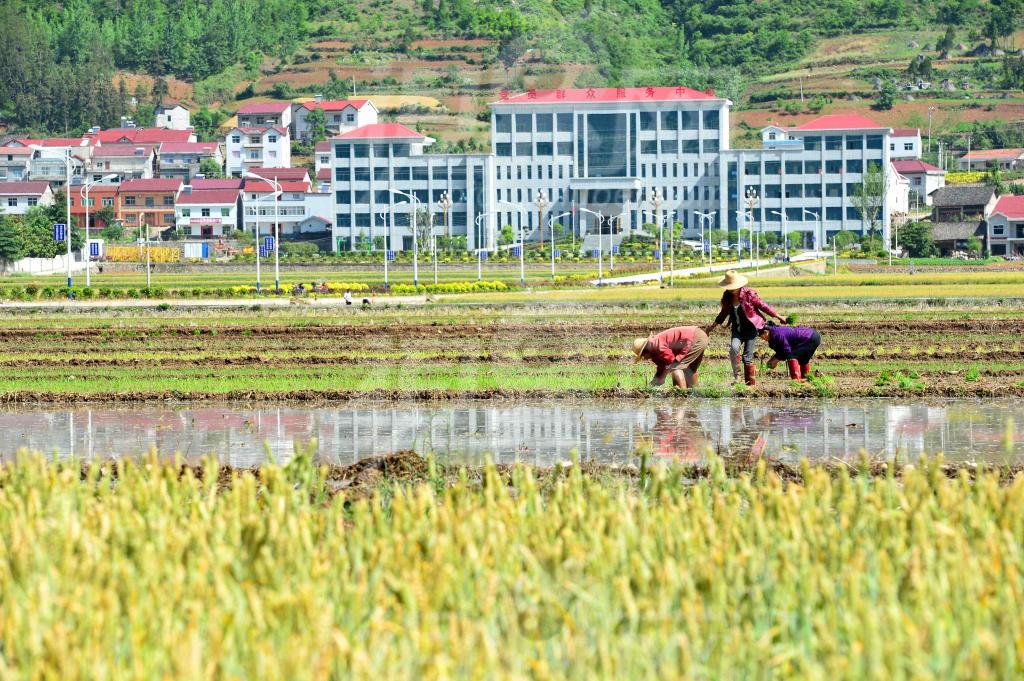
[0,295,429,310]
[594,251,830,285]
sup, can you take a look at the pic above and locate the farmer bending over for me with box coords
[705,270,786,387]
[759,322,821,381]
[632,326,709,390]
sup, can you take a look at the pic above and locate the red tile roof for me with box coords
[991,195,1024,219]
[231,126,288,136]
[495,86,719,104]
[246,167,309,181]
[237,101,291,114]
[91,144,156,158]
[0,146,33,156]
[158,141,218,154]
[90,128,194,144]
[20,137,86,147]
[892,128,920,137]
[962,148,1024,160]
[793,114,888,131]
[176,189,240,205]
[303,99,371,111]
[0,181,51,195]
[243,179,312,193]
[316,168,332,181]
[119,178,183,193]
[314,141,331,152]
[190,179,243,190]
[892,160,943,174]
[336,123,423,139]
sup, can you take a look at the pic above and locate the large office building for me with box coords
[328,88,900,253]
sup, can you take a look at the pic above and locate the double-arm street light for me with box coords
[80,173,117,287]
[30,145,74,297]
[547,210,572,280]
[695,210,717,272]
[577,206,605,285]
[802,208,821,256]
[245,171,282,293]
[497,200,528,288]
[647,188,664,285]
[390,188,422,291]
[770,210,790,262]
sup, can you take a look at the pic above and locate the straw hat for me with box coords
[631,337,650,364]
[718,270,748,290]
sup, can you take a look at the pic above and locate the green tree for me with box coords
[499,225,514,246]
[305,107,327,143]
[984,166,1005,195]
[0,216,26,261]
[937,25,956,52]
[199,157,224,178]
[853,163,886,241]
[899,221,935,257]
[965,235,982,257]
[873,81,897,111]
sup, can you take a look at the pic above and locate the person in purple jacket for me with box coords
[759,322,821,381]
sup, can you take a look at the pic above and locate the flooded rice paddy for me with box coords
[1,399,1021,466]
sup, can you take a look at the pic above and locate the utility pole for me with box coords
[927,107,935,154]
[534,190,548,249]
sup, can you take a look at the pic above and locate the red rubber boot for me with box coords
[744,362,757,386]
[787,359,802,380]
[800,362,812,379]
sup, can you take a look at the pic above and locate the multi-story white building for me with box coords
[489,87,730,246]
[291,98,377,141]
[890,128,921,160]
[88,144,156,181]
[986,195,1024,257]
[154,103,191,130]
[158,142,223,181]
[236,102,292,130]
[329,123,493,252]
[0,181,55,214]
[729,113,895,247]
[0,146,33,182]
[224,127,291,177]
[175,186,241,238]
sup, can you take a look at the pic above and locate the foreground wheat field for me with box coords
[0,452,1020,679]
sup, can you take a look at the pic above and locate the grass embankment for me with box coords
[1,304,1022,401]
[0,452,1021,677]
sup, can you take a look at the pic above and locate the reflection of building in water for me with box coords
[0,401,1022,465]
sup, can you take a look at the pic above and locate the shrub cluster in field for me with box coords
[0,280,508,300]
[0,453,1021,678]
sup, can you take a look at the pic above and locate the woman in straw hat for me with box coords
[705,270,786,386]
[631,326,709,390]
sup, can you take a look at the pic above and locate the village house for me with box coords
[88,144,156,181]
[892,159,945,206]
[70,183,119,228]
[0,146,33,182]
[117,178,182,233]
[224,127,291,177]
[985,195,1024,257]
[175,186,241,238]
[154,103,191,130]
[236,102,292,130]
[889,128,922,160]
[0,181,54,215]
[157,141,223,181]
[958,148,1024,171]
[291,98,377,141]
[931,185,997,222]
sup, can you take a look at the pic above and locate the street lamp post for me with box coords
[695,210,716,272]
[648,189,664,285]
[744,188,759,268]
[31,145,73,297]
[578,207,604,285]
[379,211,390,289]
[547,211,572,280]
[802,209,821,257]
[770,210,790,262]
[497,200,528,287]
[429,212,438,285]
[244,173,283,294]
[438,191,451,253]
[390,189,422,291]
[80,174,117,287]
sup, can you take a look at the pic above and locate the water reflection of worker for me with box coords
[759,322,821,381]
[631,326,708,390]
[651,406,709,463]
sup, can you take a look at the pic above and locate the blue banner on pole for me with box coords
[259,246,269,258]
[552,249,561,259]
[385,250,396,261]
[264,236,275,251]
[612,245,619,255]
[661,241,667,250]
[89,242,99,258]
[653,249,661,259]
[53,223,66,242]
[511,246,521,257]
[591,249,600,258]
[479,250,488,261]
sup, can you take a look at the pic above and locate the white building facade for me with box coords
[892,160,945,206]
[0,182,55,215]
[890,128,922,160]
[154,104,191,130]
[986,195,1024,257]
[175,188,241,238]
[292,99,378,141]
[224,127,291,178]
[329,123,493,252]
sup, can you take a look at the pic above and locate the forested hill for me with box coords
[0,0,1019,135]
